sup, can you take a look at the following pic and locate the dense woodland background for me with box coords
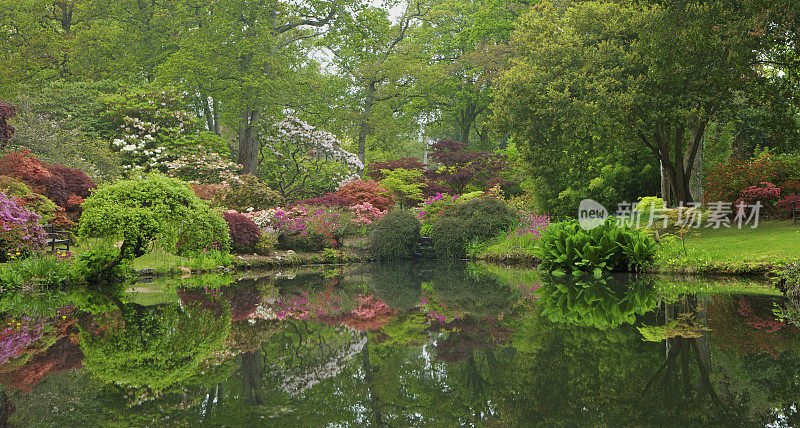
[1,0,799,216]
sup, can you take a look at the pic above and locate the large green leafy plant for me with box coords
[537,219,657,276]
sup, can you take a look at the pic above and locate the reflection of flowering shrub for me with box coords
[250,291,344,321]
[708,297,798,358]
[0,318,44,365]
[419,294,463,323]
[268,327,366,396]
[514,282,542,300]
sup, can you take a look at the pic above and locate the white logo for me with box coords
[578,199,608,230]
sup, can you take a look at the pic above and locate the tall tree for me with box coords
[158,0,353,175]
[324,0,432,165]
[495,0,772,205]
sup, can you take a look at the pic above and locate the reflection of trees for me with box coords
[78,300,231,391]
[262,320,366,396]
[0,390,14,427]
[643,296,720,406]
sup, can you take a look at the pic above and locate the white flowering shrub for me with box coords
[259,115,363,199]
[103,86,228,173]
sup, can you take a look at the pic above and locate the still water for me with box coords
[1,262,797,427]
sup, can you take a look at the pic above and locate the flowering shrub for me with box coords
[705,152,800,204]
[103,86,226,172]
[514,212,551,238]
[164,152,241,184]
[0,176,72,228]
[777,195,800,213]
[739,182,781,204]
[0,150,96,212]
[417,193,459,224]
[349,202,386,225]
[335,179,394,211]
[222,211,261,254]
[0,192,45,261]
[246,205,350,251]
[259,115,363,198]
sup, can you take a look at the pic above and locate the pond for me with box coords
[1,262,798,426]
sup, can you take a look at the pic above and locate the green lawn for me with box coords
[685,220,800,262]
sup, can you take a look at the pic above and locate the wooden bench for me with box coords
[41,224,71,253]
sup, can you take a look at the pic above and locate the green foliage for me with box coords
[78,174,230,259]
[216,174,283,212]
[379,169,424,208]
[370,210,421,260]
[0,255,77,288]
[255,232,278,256]
[635,197,665,213]
[73,249,132,287]
[430,197,516,258]
[538,219,658,276]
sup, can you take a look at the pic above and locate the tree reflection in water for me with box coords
[1,264,799,426]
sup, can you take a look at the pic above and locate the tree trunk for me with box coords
[237,108,260,175]
[660,161,670,208]
[357,81,376,170]
[241,350,263,406]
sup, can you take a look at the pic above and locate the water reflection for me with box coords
[0,262,797,426]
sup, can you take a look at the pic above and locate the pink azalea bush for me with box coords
[514,212,550,238]
[417,193,459,223]
[349,202,386,225]
[244,205,351,250]
[1,191,45,261]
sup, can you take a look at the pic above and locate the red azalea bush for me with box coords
[223,211,261,254]
[705,152,800,205]
[777,195,800,213]
[335,180,394,211]
[0,150,96,215]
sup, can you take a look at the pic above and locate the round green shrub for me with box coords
[430,197,516,258]
[370,210,421,260]
[79,174,230,258]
